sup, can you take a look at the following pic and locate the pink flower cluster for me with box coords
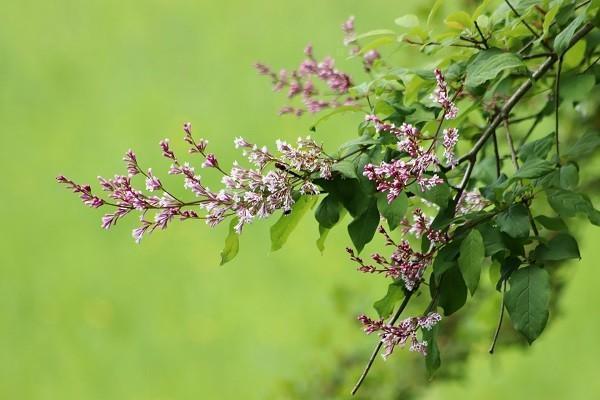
[58,123,333,242]
[358,312,442,358]
[255,44,356,115]
[362,116,444,202]
[347,225,442,291]
[341,16,381,72]
[456,190,489,215]
[432,68,459,119]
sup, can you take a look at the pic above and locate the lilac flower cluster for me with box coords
[362,116,444,202]
[58,123,333,242]
[432,68,459,119]
[456,189,489,216]
[347,224,442,291]
[358,312,442,358]
[340,16,381,72]
[255,44,355,115]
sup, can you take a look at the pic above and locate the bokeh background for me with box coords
[2,0,600,398]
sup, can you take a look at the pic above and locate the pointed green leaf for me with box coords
[504,266,550,343]
[458,229,485,295]
[512,159,556,180]
[315,195,342,229]
[423,324,441,379]
[534,232,580,261]
[465,49,524,88]
[374,281,405,318]
[220,218,240,265]
[496,203,530,239]
[348,199,380,253]
[376,192,408,231]
[270,196,318,251]
[437,266,468,316]
[554,13,586,55]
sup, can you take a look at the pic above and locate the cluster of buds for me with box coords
[340,16,381,72]
[255,43,356,115]
[363,116,444,202]
[432,68,459,119]
[358,312,442,358]
[456,189,489,216]
[347,226,437,291]
[400,208,448,245]
[58,123,334,242]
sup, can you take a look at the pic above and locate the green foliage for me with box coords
[465,49,524,89]
[504,266,550,344]
[220,218,240,265]
[374,281,405,318]
[496,204,530,239]
[458,229,485,295]
[348,199,380,253]
[376,192,408,230]
[270,196,318,251]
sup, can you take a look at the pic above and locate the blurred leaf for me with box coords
[546,188,600,225]
[437,266,468,316]
[513,159,556,180]
[563,40,586,68]
[554,13,586,54]
[316,225,330,254]
[534,232,580,261]
[315,195,342,229]
[423,324,441,379]
[427,0,445,27]
[332,159,358,180]
[465,49,524,88]
[504,266,550,344]
[310,105,363,131]
[348,199,379,253]
[517,133,554,162]
[458,229,485,295]
[220,218,240,265]
[410,181,451,208]
[395,14,420,28]
[374,280,405,318]
[563,131,600,160]
[376,192,407,231]
[444,11,472,30]
[496,204,531,239]
[270,196,318,251]
[535,215,568,231]
[543,4,560,36]
[559,163,579,190]
[561,73,595,102]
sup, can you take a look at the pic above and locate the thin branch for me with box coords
[456,23,594,166]
[492,130,501,178]
[503,119,519,169]
[474,20,489,49]
[522,52,554,60]
[583,54,600,73]
[555,55,564,162]
[489,281,506,354]
[504,0,544,42]
[351,290,415,396]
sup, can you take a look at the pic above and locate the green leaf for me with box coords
[458,229,485,295]
[563,131,600,160]
[411,181,452,208]
[554,13,586,55]
[496,203,531,239]
[374,281,405,318]
[433,241,460,282]
[220,218,240,265]
[512,159,556,180]
[535,215,568,231]
[465,49,524,88]
[559,163,579,190]
[423,324,441,379]
[560,73,595,103]
[437,266,468,316]
[316,225,330,254]
[517,133,554,163]
[427,0,444,27]
[316,177,371,218]
[534,232,580,261]
[543,4,560,36]
[376,192,407,231]
[270,196,318,251]
[315,195,342,229]
[477,222,507,256]
[546,188,600,225]
[332,159,359,180]
[348,199,380,253]
[444,11,472,30]
[504,266,550,344]
[395,14,420,28]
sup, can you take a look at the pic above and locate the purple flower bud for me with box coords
[183,122,192,135]
[202,154,219,168]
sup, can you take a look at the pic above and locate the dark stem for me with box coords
[474,20,489,49]
[489,281,506,354]
[555,55,564,162]
[504,0,545,44]
[492,130,501,178]
[503,119,519,169]
[351,290,415,396]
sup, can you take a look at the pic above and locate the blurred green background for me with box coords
[2,0,599,398]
